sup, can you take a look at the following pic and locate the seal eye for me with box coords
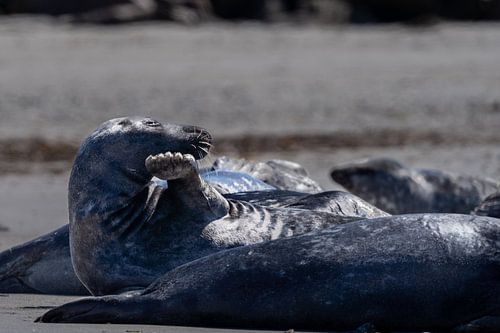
[142,119,161,127]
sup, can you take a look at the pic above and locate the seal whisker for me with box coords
[198,146,209,155]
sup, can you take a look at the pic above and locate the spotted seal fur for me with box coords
[38,213,500,333]
[331,157,499,215]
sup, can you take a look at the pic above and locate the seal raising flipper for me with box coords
[38,214,500,332]
[0,118,386,296]
[331,157,499,214]
[67,116,382,296]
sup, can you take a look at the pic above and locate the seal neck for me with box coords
[68,142,153,224]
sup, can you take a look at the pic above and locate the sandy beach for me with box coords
[1,18,500,332]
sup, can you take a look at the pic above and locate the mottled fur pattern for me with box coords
[68,117,387,296]
[331,157,500,215]
[38,214,500,332]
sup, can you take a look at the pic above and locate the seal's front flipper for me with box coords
[146,152,198,181]
[146,152,229,219]
[452,316,500,332]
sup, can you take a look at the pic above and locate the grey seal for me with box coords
[474,192,500,218]
[0,117,386,296]
[331,157,499,215]
[0,180,385,296]
[0,226,88,295]
[200,169,277,193]
[38,213,500,332]
[211,156,323,193]
[68,117,387,295]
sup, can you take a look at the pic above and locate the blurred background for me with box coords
[1,0,500,247]
[1,2,500,330]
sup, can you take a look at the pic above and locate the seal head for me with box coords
[68,116,212,295]
[331,157,499,214]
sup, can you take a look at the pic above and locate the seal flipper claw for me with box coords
[146,152,197,181]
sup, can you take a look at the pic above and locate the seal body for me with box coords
[211,156,323,193]
[0,178,384,296]
[200,170,276,193]
[0,226,88,295]
[331,157,499,215]
[39,214,500,332]
[0,118,386,296]
[68,117,387,296]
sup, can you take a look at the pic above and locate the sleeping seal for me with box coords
[67,116,388,295]
[38,213,500,333]
[200,170,277,193]
[331,157,499,215]
[210,156,323,193]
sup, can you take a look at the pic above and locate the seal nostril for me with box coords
[184,126,212,143]
[198,130,212,143]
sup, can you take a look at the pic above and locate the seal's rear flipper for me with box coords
[452,316,500,333]
[36,296,143,323]
[474,192,500,218]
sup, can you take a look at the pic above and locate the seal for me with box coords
[331,157,500,215]
[0,117,387,296]
[0,226,88,295]
[474,192,500,218]
[0,181,385,296]
[200,170,277,193]
[38,213,500,332]
[67,116,388,295]
[211,156,323,193]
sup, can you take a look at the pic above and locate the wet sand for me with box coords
[1,18,500,332]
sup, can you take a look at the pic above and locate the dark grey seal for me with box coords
[0,177,385,296]
[474,192,500,218]
[38,213,500,333]
[68,117,386,295]
[0,226,88,295]
[0,117,386,296]
[331,157,499,215]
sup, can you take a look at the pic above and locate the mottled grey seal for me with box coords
[200,170,277,193]
[38,213,500,332]
[211,156,323,193]
[0,226,88,295]
[331,157,499,215]
[0,117,387,296]
[0,181,385,296]
[67,116,387,296]
[474,192,500,219]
